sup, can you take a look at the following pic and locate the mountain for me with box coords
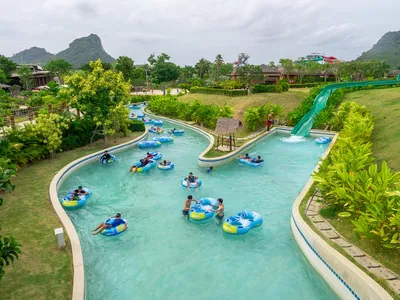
[56,34,115,68]
[8,34,115,68]
[356,30,400,68]
[9,47,55,65]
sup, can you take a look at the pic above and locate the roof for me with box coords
[0,83,11,89]
[215,118,241,134]
[260,64,282,75]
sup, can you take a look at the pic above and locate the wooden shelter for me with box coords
[215,118,241,151]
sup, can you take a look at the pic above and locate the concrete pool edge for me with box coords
[49,130,148,300]
[290,133,393,300]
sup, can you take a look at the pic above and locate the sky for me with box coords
[1,0,399,66]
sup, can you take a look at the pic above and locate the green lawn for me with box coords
[180,89,309,120]
[0,131,143,300]
[343,87,400,171]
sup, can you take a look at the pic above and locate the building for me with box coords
[8,64,55,89]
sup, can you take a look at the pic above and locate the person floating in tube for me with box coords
[91,213,127,235]
[185,172,199,190]
[69,186,88,200]
[99,150,112,163]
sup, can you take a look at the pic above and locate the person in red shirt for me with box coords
[146,152,154,159]
[266,113,274,131]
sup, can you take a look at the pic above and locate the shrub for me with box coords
[289,83,319,88]
[128,119,145,132]
[277,80,290,92]
[190,87,247,97]
[244,103,284,131]
[129,95,153,103]
[251,84,278,94]
[60,117,101,151]
[313,102,400,249]
[218,80,242,90]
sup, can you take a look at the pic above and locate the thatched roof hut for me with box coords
[215,118,241,135]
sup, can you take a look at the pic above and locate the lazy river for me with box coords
[59,115,338,299]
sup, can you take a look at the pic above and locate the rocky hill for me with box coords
[9,34,115,68]
[9,47,55,65]
[356,30,400,68]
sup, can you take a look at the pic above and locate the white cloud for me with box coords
[0,0,399,64]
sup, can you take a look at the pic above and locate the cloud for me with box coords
[0,0,399,64]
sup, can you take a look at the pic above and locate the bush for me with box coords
[128,119,145,132]
[244,103,284,131]
[190,87,247,97]
[313,102,400,249]
[129,95,153,103]
[60,118,101,151]
[277,80,290,92]
[251,84,278,94]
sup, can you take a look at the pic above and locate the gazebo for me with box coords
[215,118,241,151]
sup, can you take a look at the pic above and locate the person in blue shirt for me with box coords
[91,213,127,235]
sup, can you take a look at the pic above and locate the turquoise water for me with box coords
[59,119,338,300]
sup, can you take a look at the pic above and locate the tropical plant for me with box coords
[115,56,134,82]
[34,113,67,156]
[18,66,34,90]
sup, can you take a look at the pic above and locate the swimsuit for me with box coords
[216,214,224,221]
[182,210,189,216]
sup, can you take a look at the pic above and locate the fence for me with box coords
[2,103,69,129]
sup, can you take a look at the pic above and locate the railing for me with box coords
[2,103,69,129]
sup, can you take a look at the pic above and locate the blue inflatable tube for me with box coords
[223,211,263,235]
[181,178,202,189]
[143,119,154,124]
[137,114,145,119]
[168,129,185,136]
[238,157,264,167]
[60,188,92,208]
[153,136,174,143]
[189,198,218,221]
[100,154,116,164]
[149,128,164,134]
[100,218,128,236]
[129,104,141,109]
[149,151,162,160]
[315,136,332,144]
[157,161,174,170]
[132,159,156,172]
[138,141,161,148]
[153,120,163,126]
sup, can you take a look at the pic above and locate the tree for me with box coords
[238,65,263,88]
[0,56,17,78]
[195,58,211,79]
[279,58,294,80]
[215,54,224,77]
[0,70,7,84]
[321,63,333,82]
[79,62,113,72]
[130,67,146,86]
[115,56,134,82]
[267,61,276,69]
[44,59,72,83]
[66,60,131,145]
[294,59,308,84]
[147,53,180,84]
[179,65,196,82]
[18,66,34,90]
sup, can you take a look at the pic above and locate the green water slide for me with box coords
[291,80,400,137]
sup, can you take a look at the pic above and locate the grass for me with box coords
[180,89,309,120]
[343,87,400,171]
[0,131,144,300]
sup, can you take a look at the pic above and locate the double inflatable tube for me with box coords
[157,162,174,170]
[100,218,128,236]
[153,120,163,126]
[153,136,174,143]
[132,159,156,172]
[189,198,218,221]
[222,211,263,235]
[315,137,332,144]
[238,158,264,167]
[60,188,92,208]
[138,141,161,148]
[149,128,164,134]
[181,178,202,189]
[149,152,162,160]
[100,154,116,164]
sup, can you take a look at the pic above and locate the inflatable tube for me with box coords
[153,136,174,143]
[149,128,164,134]
[315,137,332,144]
[157,161,174,170]
[153,120,163,126]
[148,152,162,160]
[143,119,154,124]
[60,188,92,208]
[129,104,141,109]
[222,211,263,235]
[168,129,185,136]
[100,218,128,236]
[100,154,116,164]
[137,114,145,119]
[132,159,156,172]
[181,178,202,189]
[189,198,218,221]
[138,141,161,148]
[238,157,264,167]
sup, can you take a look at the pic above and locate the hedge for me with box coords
[251,84,279,93]
[190,87,248,97]
[289,83,319,88]
[128,119,145,132]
